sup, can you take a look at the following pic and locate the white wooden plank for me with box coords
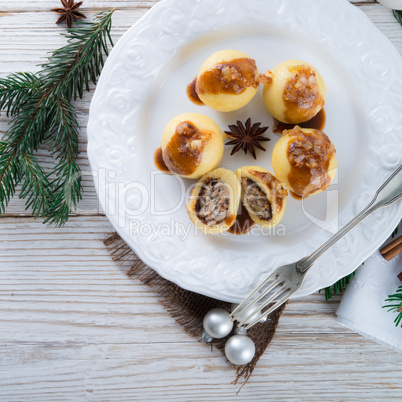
[0,10,145,75]
[0,336,401,401]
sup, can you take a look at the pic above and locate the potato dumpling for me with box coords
[195,50,259,112]
[160,113,225,179]
[272,126,337,199]
[263,60,326,124]
[235,166,288,228]
[187,168,240,234]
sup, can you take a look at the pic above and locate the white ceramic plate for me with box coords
[87,0,402,303]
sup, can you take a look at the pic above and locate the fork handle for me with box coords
[296,164,402,273]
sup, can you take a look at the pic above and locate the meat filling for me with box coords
[196,179,230,226]
[242,178,272,221]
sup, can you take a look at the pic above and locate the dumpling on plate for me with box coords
[159,113,225,179]
[235,166,288,228]
[272,126,337,199]
[194,50,260,112]
[187,168,240,234]
[262,60,326,124]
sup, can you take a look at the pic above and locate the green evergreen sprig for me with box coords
[383,221,402,328]
[0,10,114,225]
[393,10,402,27]
[383,286,402,328]
[322,271,356,301]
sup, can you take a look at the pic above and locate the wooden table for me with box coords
[1,1,401,400]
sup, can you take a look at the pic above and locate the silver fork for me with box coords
[231,164,402,330]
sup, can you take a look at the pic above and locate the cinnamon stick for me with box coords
[380,235,402,261]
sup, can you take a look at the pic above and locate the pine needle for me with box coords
[0,9,114,225]
[383,286,402,328]
[0,72,43,117]
[45,96,81,225]
[41,10,114,101]
[393,10,402,28]
[321,271,356,301]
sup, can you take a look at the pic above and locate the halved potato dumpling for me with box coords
[235,166,288,228]
[187,168,240,234]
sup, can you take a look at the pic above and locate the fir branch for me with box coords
[0,93,50,215]
[19,152,54,217]
[45,96,81,225]
[383,286,402,328]
[392,222,399,237]
[0,94,55,216]
[0,9,114,224]
[5,95,52,153]
[321,271,356,301]
[0,72,43,117]
[0,141,21,214]
[46,160,81,225]
[393,10,402,28]
[41,9,114,101]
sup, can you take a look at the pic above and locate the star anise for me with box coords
[51,0,86,28]
[224,118,270,159]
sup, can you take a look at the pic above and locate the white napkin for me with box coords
[336,238,402,352]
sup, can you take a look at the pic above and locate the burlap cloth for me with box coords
[104,232,287,390]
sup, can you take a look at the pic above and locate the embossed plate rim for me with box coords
[87,0,402,302]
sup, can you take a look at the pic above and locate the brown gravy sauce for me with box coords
[286,126,335,199]
[289,190,303,200]
[283,65,325,123]
[273,108,326,134]
[228,202,255,235]
[186,76,204,105]
[153,146,171,174]
[225,214,236,227]
[196,58,258,96]
[164,121,211,176]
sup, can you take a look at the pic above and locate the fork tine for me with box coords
[237,283,288,327]
[230,273,279,321]
[244,290,294,330]
[248,278,283,309]
[233,277,281,322]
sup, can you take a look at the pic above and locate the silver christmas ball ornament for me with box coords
[225,335,255,365]
[203,308,233,339]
